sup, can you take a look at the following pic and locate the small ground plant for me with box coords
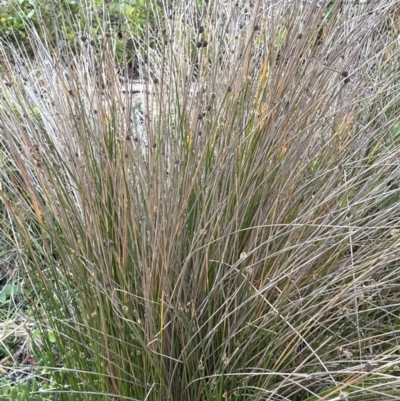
[0,0,400,400]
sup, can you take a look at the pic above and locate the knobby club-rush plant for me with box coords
[0,0,400,400]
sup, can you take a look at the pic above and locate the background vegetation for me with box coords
[0,0,400,400]
[0,0,159,70]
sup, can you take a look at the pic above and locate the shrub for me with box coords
[1,0,400,400]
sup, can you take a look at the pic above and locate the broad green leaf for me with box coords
[0,284,22,303]
[391,121,400,137]
[47,330,57,343]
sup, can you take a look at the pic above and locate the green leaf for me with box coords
[0,284,22,303]
[47,330,57,343]
[391,121,400,137]
[10,387,18,401]
[31,326,41,341]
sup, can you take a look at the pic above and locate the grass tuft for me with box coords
[0,0,400,400]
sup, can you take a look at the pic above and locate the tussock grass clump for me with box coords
[1,0,400,400]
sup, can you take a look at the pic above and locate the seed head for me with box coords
[364,362,373,372]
